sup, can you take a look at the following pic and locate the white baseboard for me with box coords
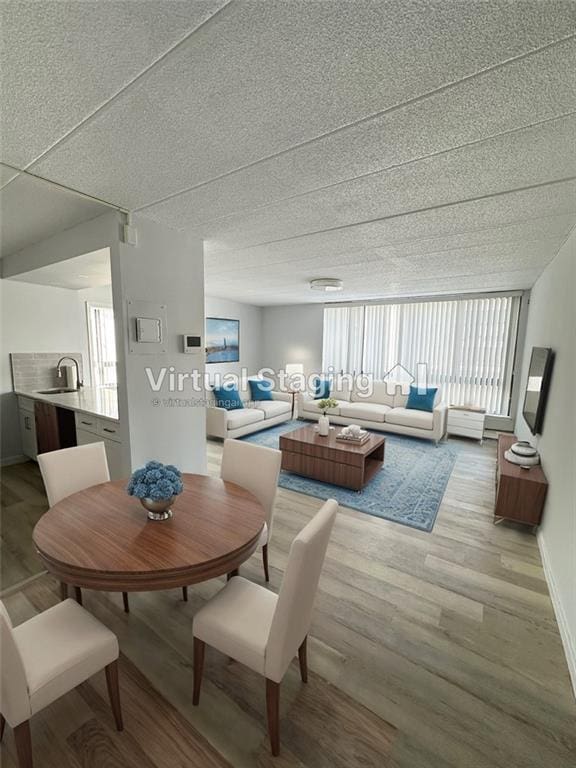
[538,531,576,699]
[0,454,28,467]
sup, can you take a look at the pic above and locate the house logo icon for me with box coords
[382,364,414,394]
[382,363,428,394]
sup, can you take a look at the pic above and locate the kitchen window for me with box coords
[86,302,117,387]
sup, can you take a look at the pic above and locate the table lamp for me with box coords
[285,363,304,387]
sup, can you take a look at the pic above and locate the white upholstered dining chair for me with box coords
[38,442,190,608]
[192,499,338,756]
[37,442,134,613]
[220,438,282,582]
[38,441,110,509]
[0,599,122,768]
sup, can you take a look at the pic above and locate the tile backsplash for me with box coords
[10,353,84,392]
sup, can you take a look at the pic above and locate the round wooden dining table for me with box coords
[32,474,265,596]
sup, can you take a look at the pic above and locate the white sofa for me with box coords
[298,380,447,443]
[206,383,292,439]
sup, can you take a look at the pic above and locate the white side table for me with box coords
[447,406,486,444]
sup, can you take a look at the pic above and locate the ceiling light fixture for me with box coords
[310,278,343,292]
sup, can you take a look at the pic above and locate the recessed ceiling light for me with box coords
[310,278,343,292]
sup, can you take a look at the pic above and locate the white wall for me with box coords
[111,214,206,474]
[515,229,576,696]
[1,212,119,279]
[261,304,324,375]
[2,211,207,475]
[205,296,263,381]
[0,280,85,461]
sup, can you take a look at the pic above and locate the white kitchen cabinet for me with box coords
[18,407,38,460]
[76,417,123,480]
[15,393,123,471]
[96,419,121,442]
[74,413,98,432]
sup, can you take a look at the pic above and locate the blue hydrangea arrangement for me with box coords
[127,460,184,501]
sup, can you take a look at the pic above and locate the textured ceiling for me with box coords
[1,0,575,304]
[7,248,111,290]
[0,167,109,257]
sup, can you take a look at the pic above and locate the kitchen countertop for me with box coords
[16,386,119,422]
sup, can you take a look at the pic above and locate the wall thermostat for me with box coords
[182,334,203,353]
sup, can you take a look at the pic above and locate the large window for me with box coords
[86,303,117,387]
[322,294,521,416]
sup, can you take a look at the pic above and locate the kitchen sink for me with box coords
[36,388,79,395]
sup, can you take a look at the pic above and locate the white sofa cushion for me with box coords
[330,378,353,402]
[256,401,291,419]
[393,390,409,408]
[301,397,342,415]
[352,380,395,407]
[226,409,265,431]
[239,387,253,406]
[386,407,434,430]
[339,402,390,423]
[193,576,277,676]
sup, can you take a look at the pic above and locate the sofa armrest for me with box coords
[206,405,228,439]
[432,404,448,439]
[296,391,314,408]
[271,390,292,403]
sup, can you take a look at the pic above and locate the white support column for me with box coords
[111,214,206,474]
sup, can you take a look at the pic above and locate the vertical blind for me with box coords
[323,295,521,416]
[87,303,117,387]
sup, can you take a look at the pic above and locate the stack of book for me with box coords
[336,430,369,444]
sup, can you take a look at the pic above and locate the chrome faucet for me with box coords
[56,357,83,389]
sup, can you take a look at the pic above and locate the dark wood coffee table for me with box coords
[279,424,385,491]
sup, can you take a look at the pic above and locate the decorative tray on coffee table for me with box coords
[336,430,370,444]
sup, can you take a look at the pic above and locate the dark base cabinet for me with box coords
[35,402,77,455]
[495,434,548,527]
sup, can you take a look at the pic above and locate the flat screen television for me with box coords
[522,347,554,435]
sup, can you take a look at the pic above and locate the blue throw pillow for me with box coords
[213,385,244,410]
[249,378,273,401]
[406,385,438,412]
[313,377,331,400]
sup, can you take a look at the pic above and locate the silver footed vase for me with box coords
[140,496,175,521]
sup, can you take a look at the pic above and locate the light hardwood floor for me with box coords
[1,461,48,589]
[1,436,575,767]
[0,638,229,768]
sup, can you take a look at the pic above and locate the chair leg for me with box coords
[59,582,68,601]
[105,660,123,731]
[182,586,188,602]
[192,637,205,705]
[14,720,33,768]
[0,713,5,742]
[73,587,83,606]
[265,679,281,757]
[298,636,308,683]
[122,592,130,614]
[262,543,270,582]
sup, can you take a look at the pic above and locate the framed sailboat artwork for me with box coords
[205,317,240,363]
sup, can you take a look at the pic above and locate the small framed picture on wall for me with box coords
[205,317,240,363]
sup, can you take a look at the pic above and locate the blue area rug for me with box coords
[242,420,457,532]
